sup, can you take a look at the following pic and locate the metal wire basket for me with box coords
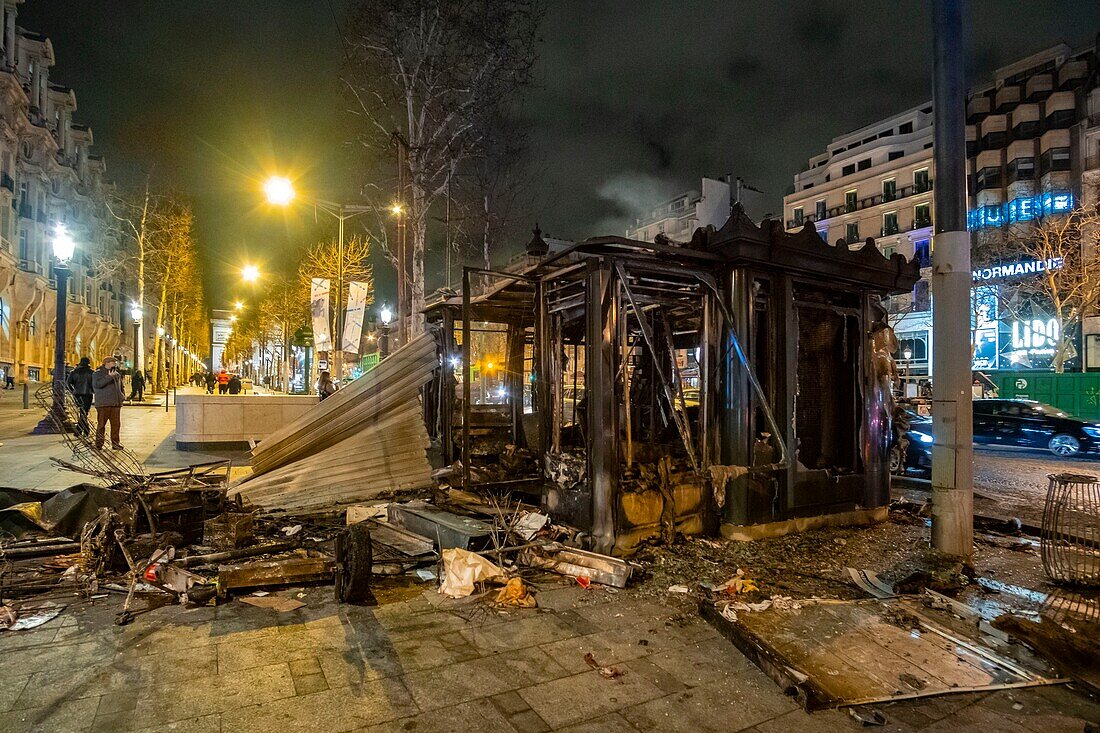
[1041,473,1100,587]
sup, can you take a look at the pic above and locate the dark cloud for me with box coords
[796,3,849,48]
[15,1,1100,303]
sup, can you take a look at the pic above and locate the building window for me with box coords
[29,315,37,336]
[845,189,857,213]
[914,203,932,229]
[1012,120,1040,140]
[842,163,855,176]
[889,150,904,161]
[981,130,1007,149]
[1044,108,1074,130]
[815,199,826,220]
[1039,147,1071,173]
[883,211,899,236]
[975,166,1002,192]
[912,280,931,311]
[882,178,896,202]
[792,207,803,226]
[899,121,914,134]
[914,167,930,193]
[913,238,931,267]
[0,295,8,339]
[1007,157,1035,183]
[846,221,860,243]
[857,158,872,171]
[882,245,897,258]
[27,367,40,381]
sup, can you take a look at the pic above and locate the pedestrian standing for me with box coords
[92,356,125,450]
[228,373,242,395]
[66,357,94,437]
[128,368,146,402]
[317,370,338,402]
[216,369,230,394]
[204,371,216,394]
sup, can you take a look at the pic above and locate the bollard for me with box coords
[23,382,29,409]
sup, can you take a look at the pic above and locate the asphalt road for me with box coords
[898,444,1100,525]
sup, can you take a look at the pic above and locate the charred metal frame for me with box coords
[427,207,920,553]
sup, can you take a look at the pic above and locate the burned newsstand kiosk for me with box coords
[426,206,920,555]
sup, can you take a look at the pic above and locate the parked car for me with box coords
[973,399,1100,457]
[896,399,1100,471]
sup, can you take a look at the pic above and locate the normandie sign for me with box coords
[972,257,1064,283]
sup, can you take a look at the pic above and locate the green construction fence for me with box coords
[988,371,1100,420]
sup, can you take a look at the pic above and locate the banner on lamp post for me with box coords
[310,278,332,353]
[342,281,370,353]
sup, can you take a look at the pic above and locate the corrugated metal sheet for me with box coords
[232,332,438,511]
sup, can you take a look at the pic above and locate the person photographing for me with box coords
[92,356,126,450]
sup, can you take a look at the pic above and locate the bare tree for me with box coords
[973,194,1100,373]
[298,235,375,369]
[342,0,542,335]
[258,277,310,391]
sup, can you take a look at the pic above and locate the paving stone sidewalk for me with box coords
[0,581,1096,733]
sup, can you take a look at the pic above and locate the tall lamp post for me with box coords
[34,224,77,434]
[902,347,913,396]
[263,176,378,383]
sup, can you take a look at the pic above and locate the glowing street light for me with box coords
[234,300,244,311]
[34,224,78,433]
[379,304,393,325]
[263,176,295,206]
[52,223,76,263]
[241,264,260,283]
[390,203,403,216]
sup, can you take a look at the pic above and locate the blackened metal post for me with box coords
[931,0,973,557]
[461,268,472,491]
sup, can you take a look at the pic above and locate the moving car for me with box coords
[973,398,1100,457]
[895,399,1100,474]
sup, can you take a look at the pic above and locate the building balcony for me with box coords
[18,203,32,219]
[0,173,12,193]
[819,181,934,220]
[19,258,42,274]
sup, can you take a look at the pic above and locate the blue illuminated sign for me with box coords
[968,191,1073,230]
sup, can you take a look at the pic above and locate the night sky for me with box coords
[18,1,1100,305]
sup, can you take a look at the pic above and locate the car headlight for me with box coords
[1082,426,1100,439]
[911,430,934,444]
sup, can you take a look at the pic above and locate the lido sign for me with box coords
[972,257,1063,283]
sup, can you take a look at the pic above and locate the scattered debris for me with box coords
[0,603,63,631]
[495,577,537,608]
[584,652,624,680]
[668,584,690,594]
[439,548,503,598]
[518,543,633,588]
[848,706,887,727]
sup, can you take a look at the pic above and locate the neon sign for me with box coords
[972,257,1063,282]
[968,191,1073,230]
[1010,318,1059,355]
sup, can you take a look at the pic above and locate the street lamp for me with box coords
[130,302,142,373]
[34,224,77,434]
[379,304,393,359]
[241,264,260,283]
[263,176,295,206]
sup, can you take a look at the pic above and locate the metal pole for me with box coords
[334,212,345,382]
[34,265,69,434]
[931,0,973,558]
[461,268,472,490]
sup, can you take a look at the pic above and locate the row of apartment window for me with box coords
[967,109,1077,156]
[792,168,930,225]
[839,205,933,244]
[972,148,1071,192]
[827,113,929,158]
